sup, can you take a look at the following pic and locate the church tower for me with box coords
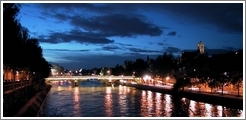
[197,41,204,54]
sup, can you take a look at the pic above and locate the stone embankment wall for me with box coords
[14,83,52,117]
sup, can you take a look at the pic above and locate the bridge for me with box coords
[45,75,141,86]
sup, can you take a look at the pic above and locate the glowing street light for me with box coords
[166,76,170,84]
[143,75,151,84]
[107,70,111,76]
[132,71,135,76]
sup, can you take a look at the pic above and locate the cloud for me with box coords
[37,29,115,44]
[45,48,89,52]
[158,42,170,47]
[31,3,163,38]
[167,31,176,36]
[164,47,181,53]
[44,49,156,69]
[35,3,140,18]
[129,48,161,53]
[69,14,163,37]
[43,46,162,69]
[148,3,243,34]
[102,46,121,51]
[24,3,243,35]
[116,43,133,47]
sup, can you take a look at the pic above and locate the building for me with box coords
[197,41,205,54]
[3,65,30,81]
[50,64,64,76]
[180,41,206,64]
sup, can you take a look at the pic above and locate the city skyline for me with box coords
[9,1,244,70]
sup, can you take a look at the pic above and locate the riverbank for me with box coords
[125,83,243,110]
[14,82,52,117]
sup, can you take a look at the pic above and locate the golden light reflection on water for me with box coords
[154,93,162,116]
[140,90,147,116]
[188,100,243,117]
[140,91,173,117]
[73,87,81,116]
[105,86,112,117]
[45,82,243,117]
[147,91,154,116]
[205,103,212,117]
[138,91,243,117]
[165,94,172,117]
[118,85,128,116]
[119,85,127,95]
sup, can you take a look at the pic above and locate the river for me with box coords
[38,80,243,117]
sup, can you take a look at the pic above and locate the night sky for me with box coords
[16,2,243,70]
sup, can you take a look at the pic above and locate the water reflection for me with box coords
[147,91,154,116]
[188,100,243,117]
[73,87,81,116]
[105,86,112,116]
[140,90,147,116]
[118,85,127,116]
[140,91,174,117]
[39,81,243,117]
[154,93,161,116]
[165,94,172,117]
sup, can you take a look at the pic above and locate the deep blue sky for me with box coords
[16,2,244,70]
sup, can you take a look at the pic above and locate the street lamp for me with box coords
[143,75,151,84]
[166,76,170,84]
[132,71,135,76]
[107,70,110,76]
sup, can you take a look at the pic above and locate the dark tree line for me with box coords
[3,3,51,85]
[3,4,51,116]
[106,49,243,95]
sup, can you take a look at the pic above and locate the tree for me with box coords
[3,3,51,85]
[133,58,148,77]
[3,3,22,69]
[152,52,176,83]
[111,64,125,75]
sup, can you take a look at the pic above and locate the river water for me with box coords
[38,80,243,117]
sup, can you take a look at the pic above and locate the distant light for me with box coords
[143,75,151,80]
[131,82,137,84]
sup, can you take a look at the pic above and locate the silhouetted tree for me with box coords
[133,58,148,77]
[124,60,134,75]
[3,3,51,85]
[111,64,125,75]
[152,52,176,83]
